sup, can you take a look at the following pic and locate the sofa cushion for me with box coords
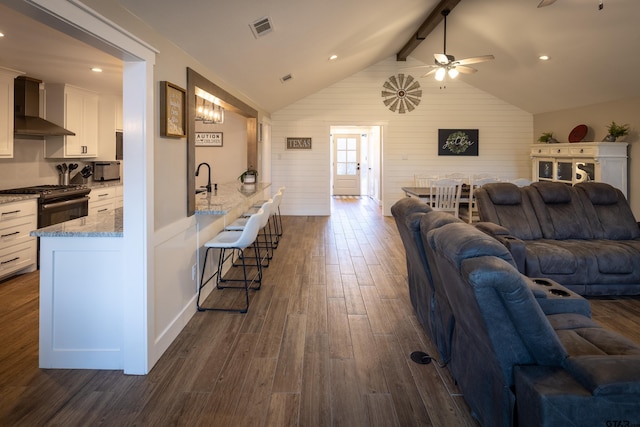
[564,355,640,396]
[527,182,593,240]
[575,182,640,240]
[485,182,522,205]
[578,182,618,205]
[475,183,543,240]
[535,181,573,204]
[429,222,515,270]
[420,210,463,233]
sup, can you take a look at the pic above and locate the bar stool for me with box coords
[269,191,283,248]
[274,186,285,239]
[197,208,266,313]
[226,199,275,266]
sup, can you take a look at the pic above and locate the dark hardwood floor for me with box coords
[1,196,639,426]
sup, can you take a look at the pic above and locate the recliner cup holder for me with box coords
[533,278,552,287]
[549,288,570,297]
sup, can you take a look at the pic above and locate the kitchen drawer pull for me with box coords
[97,208,109,213]
[1,231,20,238]
[1,210,21,216]
[97,193,109,197]
[1,257,20,265]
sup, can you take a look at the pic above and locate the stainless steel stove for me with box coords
[0,184,90,228]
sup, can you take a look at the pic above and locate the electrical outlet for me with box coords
[191,263,197,281]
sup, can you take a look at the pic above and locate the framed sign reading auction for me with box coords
[286,137,312,150]
[161,81,186,138]
[438,129,479,156]
[195,132,223,147]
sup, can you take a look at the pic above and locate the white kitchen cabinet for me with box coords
[45,84,99,158]
[0,67,25,158]
[89,186,117,215]
[530,142,629,197]
[115,185,123,209]
[89,185,122,215]
[0,199,38,279]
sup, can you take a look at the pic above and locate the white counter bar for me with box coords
[30,181,270,370]
[31,209,125,369]
[195,181,271,215]
[194,182,272,312]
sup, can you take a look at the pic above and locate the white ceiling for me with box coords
[1,0,639,115]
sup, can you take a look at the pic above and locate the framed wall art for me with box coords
[438,129,479,156]
[161,81,186,138]
[286,137,312,150]
[195,132,223,147]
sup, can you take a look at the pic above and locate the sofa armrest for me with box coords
[475,222,527,273]
[565,355,640,396]
[526,277,591,317]
[499,235,526,273]
[475,221,510,236]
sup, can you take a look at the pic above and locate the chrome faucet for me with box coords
[195,162,212,192]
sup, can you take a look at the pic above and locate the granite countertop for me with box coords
[86,180,123,189]
[0,194,40,204]
[31,208,123,238]
[195,182,271,214]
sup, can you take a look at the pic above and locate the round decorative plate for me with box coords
[381,74,422,114]
[569,124,588,143]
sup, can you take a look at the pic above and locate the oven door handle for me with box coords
[41,196,90,211]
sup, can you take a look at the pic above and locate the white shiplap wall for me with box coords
[271,56,533,216]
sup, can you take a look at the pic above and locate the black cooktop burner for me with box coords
[0,184,90,199]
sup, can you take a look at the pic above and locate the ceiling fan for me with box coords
[414,8,494,82]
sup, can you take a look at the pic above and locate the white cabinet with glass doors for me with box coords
[530,142,628,196]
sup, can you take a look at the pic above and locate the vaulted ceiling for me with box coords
[1,0,639,115]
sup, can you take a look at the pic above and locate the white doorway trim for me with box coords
[18,0,158,374]
[330,124,384,205]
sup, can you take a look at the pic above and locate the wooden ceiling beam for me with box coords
[396,0,461,61]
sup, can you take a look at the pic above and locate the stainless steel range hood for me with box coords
[14,76,75,139]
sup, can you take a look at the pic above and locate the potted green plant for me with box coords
[238,167,258,184]
[538,132,557,144]
[604,121,629,142]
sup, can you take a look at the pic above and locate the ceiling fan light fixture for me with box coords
[448,68,459,79]
[435,67,446,81]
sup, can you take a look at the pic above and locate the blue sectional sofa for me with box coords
[391,197,640,427]
[475,181,640,296]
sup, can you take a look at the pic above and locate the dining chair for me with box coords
[473,173,499,181]
[414,174,438,188]
[462,176,501,223]
[429,178,463,217]
[444,173,470,184]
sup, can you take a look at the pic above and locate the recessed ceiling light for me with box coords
[91,67,103,73]
[0,32,5,38]
[329,54,338,61]
[539,55,550,61]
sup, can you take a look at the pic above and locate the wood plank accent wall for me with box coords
[271,56,533,216]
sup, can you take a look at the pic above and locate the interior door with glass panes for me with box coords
[333,134,361,195]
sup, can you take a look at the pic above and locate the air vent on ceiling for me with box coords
[280,73,293,83]
[250,16,274,38]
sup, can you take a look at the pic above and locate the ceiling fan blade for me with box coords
[434,53,450,64]
[455,55,495,66]
[401,65,438,71]
[537,0,557,7]
[421,69,438,78]
[456,65,478,74]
